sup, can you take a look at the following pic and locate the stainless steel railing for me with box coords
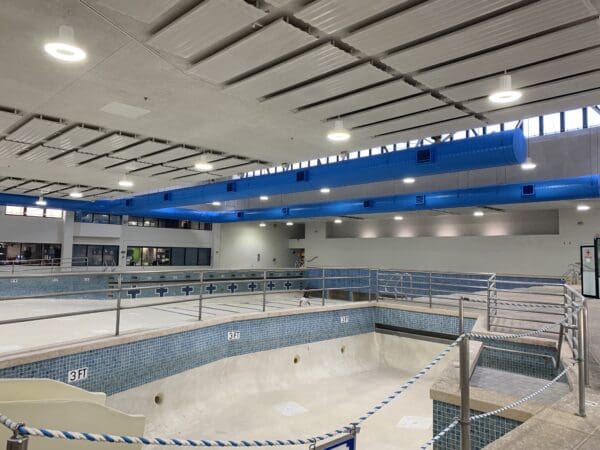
[0,257,89,274]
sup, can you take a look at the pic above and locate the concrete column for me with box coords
[61,211,74,267]
[118,215,128,269]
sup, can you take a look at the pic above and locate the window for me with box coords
[45,209,63,219]
[0,242,61,264]
[543,113,561,135]
[73,244,119,266]
[565,109,583,131]
[25,207,44,217]
[523,117,539,138]
[5,206,24,216]
[5,206,63,218]
[127,246,211,266]
[74,212,122,224]
[588,106,600,127]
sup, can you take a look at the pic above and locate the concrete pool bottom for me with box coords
[107,333,454,450]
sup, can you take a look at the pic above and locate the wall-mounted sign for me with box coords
[227,331,241,341]
[68,367,88,383]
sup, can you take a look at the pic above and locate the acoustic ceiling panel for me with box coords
[484,88,600,123]
[0,140,29,157]
[94,0,179,24]
[382,0,594,74]
[226,43,357,99]
[415,21,600,89]
[343,94,446,128]
[79,155,126,169]
[80,133,140,155]
[210,162,262,177]
[140,146,202,164]
[0,178,23,188]
[147,0,266,59]
[296,0,408,34]
[172,173,215,184]
[112,140,172,160]
[6,117,65,144]
[371,116,485,147]
[358,106,465,137]
[442,48,600,102]
[55,151,99,167]
[23,182,63,193]
[0,110,22,134]
[464,71,600,114]
[152,168,190,179]
[20,146,65,161]
[130,165,177,176]
[11,180,46,192]
[44,126,105,150]
[344,0,521,55]
[265,64,392,110]
[81,187,111,196]
[294,78,421,121]
[106,160,151,173]
[189,20,317,84]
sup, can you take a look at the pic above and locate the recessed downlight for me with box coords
[44,26,86,62]
[403,177,415,184]
[259,195,269,201]
[334,218,343,224]
[259,222,267,227]
[118,178,134,188]
[194,154,214,172]
[211,201,221,206]
[473,210,485,217]
[327,119,350,142]
[286,222,294,226]
[69,190,83,198]
[577,204,591,212]
[394,215,404,221]
[489,74,522,104]
[521,157,536,171]
[320,187,331,194]
[35,196,47,206]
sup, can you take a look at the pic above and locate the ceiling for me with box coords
[1,0,600,199]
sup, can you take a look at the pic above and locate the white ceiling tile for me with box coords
[296,0,408,34]
[106,160,151,174]
[44,126,105,150]
[151,168,190,179]
[0,178,23,188]
[12,180,46,191]
[484,88,600,123]
[94,0,179,24]
[294,78,421,121]
[226,43,357,99]
[0,140,29,157]
[265,64,392,110]
[130,165,176,176]
[416,21,600,89]
[343,94,446,128]
[442,48,600,102]
[357,106,466,137]
[6,117,65,144]
[20,146,66,161]
[0,110,22,134]
[171,173,215,184]
[147,0,266,59]
[140,146,203,164]
[79,155,126,169]
[111,140,173,160]
[344,0,522,55]
[79,133,140,155]
[382,0,594,73]
[189,20,317,84]
[53,151,99,167]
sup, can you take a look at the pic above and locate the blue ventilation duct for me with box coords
[104,129,527,213]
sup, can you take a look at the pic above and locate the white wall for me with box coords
[218,222,297,268]
[298,208,599,276]
[0,206,64,243]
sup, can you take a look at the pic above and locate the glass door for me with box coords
[581,244,597,298]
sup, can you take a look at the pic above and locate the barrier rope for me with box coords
[0,337,463,447]
[418,420,459,450]
[467,317,566,341]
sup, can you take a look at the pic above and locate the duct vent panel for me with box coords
[296,170,309,182]
[227,182,237,192]
[282,207,290,216]
[363,200,374,208]
[237,212,244,218]
[522,184,535,197]
[163,193,172,201]
[416,195,425,205]
[417,148,432,164]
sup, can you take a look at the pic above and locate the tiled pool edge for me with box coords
[0,303,476,395]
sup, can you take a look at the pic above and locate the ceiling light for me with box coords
[259,195,269,201]
[489,74,522,104]
[394,215,404,221]
[211,201,221,206]
[521,157,537,170]
[194,155,214,172]
[577,204,591,212]
[44,26,86,62]
[334,218,343,224]
[35,196,47,206]
[320,187,331,194]
[69,189,83,198]
[473,210,485,217]
[118,178,134,188]
[259,222,267,227]
[327,120,351,142]
[286,222,294,226]
[403,177,416,184]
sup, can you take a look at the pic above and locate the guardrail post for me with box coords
[458,297,471,450]
[428,272,432,308]
[375,269,379,302]
[6,433,28,449]
[198,271,204,321]
[322,267,326,306]
[583,299,589,386]
[577,306,586,417]
[115,273,122,336]
[262,270,267,312]
[368,268,372,302]
[486,277,492,331]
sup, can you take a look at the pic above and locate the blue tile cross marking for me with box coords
[227,283,238,293]
[127,287,141,299]
[267,281,276,291]
[248,282,258,292]
[155,287,168,297]
[181,286,194,296]
[206,284,217,294]
[284,281,293,290]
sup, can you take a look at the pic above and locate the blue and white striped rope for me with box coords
[467,316,569,341]
[0,337,463,447]
[418,419,459,449]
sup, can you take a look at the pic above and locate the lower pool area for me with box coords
[0,267,594,450]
